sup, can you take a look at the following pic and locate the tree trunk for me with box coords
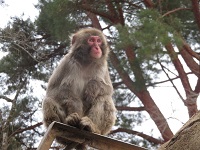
[158,111,200,150]
[2,132,8,150]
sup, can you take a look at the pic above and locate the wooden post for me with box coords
[37,122,58,150]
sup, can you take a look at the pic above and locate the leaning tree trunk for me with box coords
[158,111,200,150]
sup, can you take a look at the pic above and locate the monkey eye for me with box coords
[88,36,102,45]
[88,38,94,42]
[97,39,102,43]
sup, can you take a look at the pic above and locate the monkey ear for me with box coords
[72,35,76,45]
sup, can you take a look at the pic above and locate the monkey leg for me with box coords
[64,116,99,150]
[86,96,116,135]
[42,97,65,127]
[63,113,89,150]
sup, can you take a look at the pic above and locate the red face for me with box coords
[87,36,102,59]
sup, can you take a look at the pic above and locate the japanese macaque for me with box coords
[42,28,116,148]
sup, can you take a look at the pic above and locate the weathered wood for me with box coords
[37,121,147,150]
[37,122,58,150]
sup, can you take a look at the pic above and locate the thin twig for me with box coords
[162,7,191,18]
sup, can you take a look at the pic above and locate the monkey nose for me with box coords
[94,46,100,51]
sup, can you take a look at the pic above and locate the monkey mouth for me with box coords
[94,52,102,58]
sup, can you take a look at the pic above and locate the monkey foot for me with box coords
[80,116,100,133]
[65,113,81,127]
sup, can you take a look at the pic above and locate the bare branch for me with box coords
[12,43,40,63]
[14,77,27,101]
[113,81,124,89]
[162,7,191,18]
[0,95,13,103]
[191,0,200,30]
[148,72,193,86]
[116,106,145,111]
[182,42,200,61]
[9,122,43,137]
[143,0,154,8]
[165,43,192,96]
[158,60,185,103]
[110,128,163,144]
[194,78,200,93]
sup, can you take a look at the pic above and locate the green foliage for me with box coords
[0,18,48,149]
[115,25,136,49]
[135,9,178,58]
[154,0,200,44]
[114,9,185,88]
[37,0,79,41]
[0,19,47,92]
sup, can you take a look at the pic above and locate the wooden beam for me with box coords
[37,121,147,150]
[37,122,58,150]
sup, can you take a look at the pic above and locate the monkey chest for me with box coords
[71,77,86,97]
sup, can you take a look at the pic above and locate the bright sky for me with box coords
[1,0,200,141]
[0,0,39,28]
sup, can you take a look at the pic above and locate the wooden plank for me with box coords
[37,123,58,150]
[38,121,147,150]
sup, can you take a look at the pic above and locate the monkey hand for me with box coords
[65,113,81,127]
[80,116,101,134]
[84,79,104,101]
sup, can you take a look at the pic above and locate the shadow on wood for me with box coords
[37,121,147,150]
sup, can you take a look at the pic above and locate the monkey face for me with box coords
[87,36,103,59]
[71,28,109,65]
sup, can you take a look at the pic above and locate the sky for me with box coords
[0,0,39,28]
[0,0,200,141]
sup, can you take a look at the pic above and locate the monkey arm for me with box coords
[43,56,84,127]
[84,76,113,97]
[82,78,115,135]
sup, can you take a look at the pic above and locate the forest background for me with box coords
[0,0,200,149]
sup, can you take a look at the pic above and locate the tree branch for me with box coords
[116,106,145,111]
[110,51,173,141]
[191,0,200,30]
[162,7,191,18]
[179,41,200,77]
[14,77,27,101]
[182,41,200,61]
[143,0,154,8]
[110,128,163,144]
[165,43,192,96]
[9,122,43,137]
[158,60,185,103]
[148,72,193,86]
[194,77,200,93]
[113,81,124,89]
[166,43,198,117]
[0,95,13,103]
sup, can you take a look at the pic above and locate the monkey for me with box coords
[42,28,116,149]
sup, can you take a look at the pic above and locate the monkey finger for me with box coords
[65,113,81,127]
[80,117,96,132]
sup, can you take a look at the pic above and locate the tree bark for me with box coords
[2,132,8,150]
[158,111,200,150]
[191,0,200,31]
[165,43,198,117]
[110,51,174,141]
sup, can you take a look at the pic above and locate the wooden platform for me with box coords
[37,121,147,150]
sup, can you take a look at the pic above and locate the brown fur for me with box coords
[42,28,116,146]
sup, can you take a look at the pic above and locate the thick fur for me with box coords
[42,28,116,145]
